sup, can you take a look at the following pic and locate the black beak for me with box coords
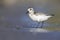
[26,11,29,14]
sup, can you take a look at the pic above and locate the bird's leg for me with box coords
[35,22,40,28]
[40,21,44,28]
[32,23,36,28]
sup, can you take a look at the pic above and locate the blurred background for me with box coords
[0,0,60,40]
[0,0,60,30]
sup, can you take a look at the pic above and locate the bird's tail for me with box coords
[50,14,55,16]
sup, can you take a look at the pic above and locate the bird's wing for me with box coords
[34,12,46,16]
[34,12,55,16]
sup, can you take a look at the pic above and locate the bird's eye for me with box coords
[30,9,32,10]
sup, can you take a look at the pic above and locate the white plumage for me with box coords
[27,8,52,22]
[29,12,52,22]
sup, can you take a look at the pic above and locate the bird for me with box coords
[26,7,54,28]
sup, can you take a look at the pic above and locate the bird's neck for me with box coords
[29,11,34,14]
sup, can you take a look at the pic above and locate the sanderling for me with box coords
[26,7,54,28]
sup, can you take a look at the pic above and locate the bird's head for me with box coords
[26,8,34,14]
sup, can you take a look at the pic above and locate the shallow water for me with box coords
[0,28,60,40]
